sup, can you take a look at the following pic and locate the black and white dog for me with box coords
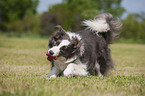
[44,13,122,78]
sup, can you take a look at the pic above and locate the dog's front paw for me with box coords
[42,74,50,77]
[63,71,73,77]
[63,64,74,77]
[42,74,57,79]
[49,74,57,78]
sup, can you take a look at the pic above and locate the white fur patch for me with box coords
[63,62,88,77]
[66,32,81,40]
[66,32,76,40]
[48,46,60,56]
[59,40,70,47]
[80,43,85,56]
[82,19,110,32]
[65,56,78,64]
[95,62,102,76]
[48,40,70,57]
[49,74,57,78]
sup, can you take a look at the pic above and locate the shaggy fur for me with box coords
[44,13,122,77]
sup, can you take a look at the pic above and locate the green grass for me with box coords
[0,36,145,96]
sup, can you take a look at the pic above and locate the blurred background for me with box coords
[0,0,145,43]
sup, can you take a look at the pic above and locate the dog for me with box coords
[43,13,122,78]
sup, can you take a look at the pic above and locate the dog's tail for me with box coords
[82,13,122,44]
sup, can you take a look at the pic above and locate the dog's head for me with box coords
[48,25,70,48]
[47,25,82,63]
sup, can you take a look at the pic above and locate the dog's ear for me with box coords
[48,25,69,47]
[71,36,81,50]
[56,25,66,34]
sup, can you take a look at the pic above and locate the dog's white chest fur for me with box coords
[63,59,88,77]
[45,58,88,78]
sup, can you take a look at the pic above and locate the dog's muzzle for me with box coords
[46,51,58,62]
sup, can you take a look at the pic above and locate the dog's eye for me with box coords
[60,46,67,50]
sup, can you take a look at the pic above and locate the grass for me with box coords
[0,36,145,96]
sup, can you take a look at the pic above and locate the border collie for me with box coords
[43,13,122,78]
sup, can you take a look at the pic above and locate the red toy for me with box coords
[46,51,58,62]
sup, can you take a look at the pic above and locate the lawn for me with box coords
[0,36,144,96]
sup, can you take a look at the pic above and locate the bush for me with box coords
[121,13,145,42]
[4,13,41,34]
[40,13,61,36]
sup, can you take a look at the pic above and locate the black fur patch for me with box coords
[60,37,81,59]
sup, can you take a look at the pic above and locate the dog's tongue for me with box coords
[46,52,58,62]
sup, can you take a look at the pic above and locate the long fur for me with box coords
[82,19,110,32]
[45,13,122,77]
[83,13,122,44]
[95,13,122,44]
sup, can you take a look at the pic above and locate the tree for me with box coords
[40,12,61,35]
[121,13,145,41]
[0,0,39,31]
[43,0,125,33]
[63,0,125,17]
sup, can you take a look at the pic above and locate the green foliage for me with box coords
[121,13,145,41]
[63,0,125,18]
[0,0,39,31]
[5,13,41,34]
[49,3,81,31]
[81,9,100,19]
[1,0,144,42]
[41,0,125,35]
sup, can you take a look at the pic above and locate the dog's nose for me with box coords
[49,50,54,55]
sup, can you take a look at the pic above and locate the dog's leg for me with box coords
[95,61,102,76]
[42,61,61,78]
[63,63,88,77]
[42,66,60,78]
[63,63,74,77]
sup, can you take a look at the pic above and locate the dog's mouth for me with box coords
[46,52,58,62]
